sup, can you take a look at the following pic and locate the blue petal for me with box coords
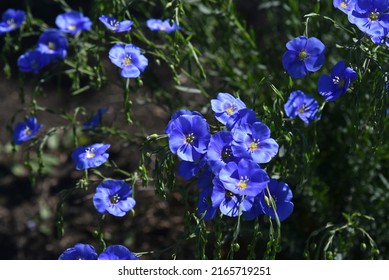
[121,65,141,78]
[285,36,307,52]
[108,44,126,67]
[304,52,325,72]
[117,20,133,32]
[305,37,325,56]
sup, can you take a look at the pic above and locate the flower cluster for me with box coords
[165,92,294,221]
[102,16,181,78]
[334,0,389,46]
[17,11,91,73]
[282,35,357,124]
[58,243,138,260]
[98,14,148,79]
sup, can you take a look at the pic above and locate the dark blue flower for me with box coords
[93,179,136,217]
[333,0,356,14]
[55,11,92,35]
[0,9,26,34]
[17,50,51,73]
[282,36,326,78]
[348,0,389,37]
[196,166,214,189]
[13,116,43,145]
[71,143,110,170]
[109,43,148,78]
[211,177,254,217]
[198,182,218,221]
[146,18,180,33]
[206,130,238,174]
[178,156,207,180]
[284,90,319,124]
[211,92,246,125]
[318,60,358,102]
[231,122,279,164]
[83,107,108,129]
[36,29,68,61]
[219,159,270,197]
[58,243,98,260]
[98,245,138,260]
[167,114,210,162]
[260,179,294,221]
[99,15,133,32]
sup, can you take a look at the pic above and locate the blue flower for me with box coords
[282,36,326,78]
[99,15,133,32]
[98,245,138,260]
[348,0,389,37]
[260,179,294,221]
[17,50,51,73]
[55,11,92,35]
[93,179,136,217]
[83,107,108,129]
[231,122,279,164]
[36,29,68,60]
[58,243,98,260]
[318,60,358,102]
[211,177,254,217]
[0,9,26,34]
[13,116,43,145]
[211,92,246,125]
[333,0,356,14]
[146,18,180,33]
[109,43,148,78]
[284,90,319,124]
[167,114,210,162]
[71,143,110,170]
[206,130,238,174]
[219,159,270,197]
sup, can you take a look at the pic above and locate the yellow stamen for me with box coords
[237,176,249,190]
[298,51,308,60]
[123,56,132,66]
[340,2,348,9]
[48,42,56,50]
